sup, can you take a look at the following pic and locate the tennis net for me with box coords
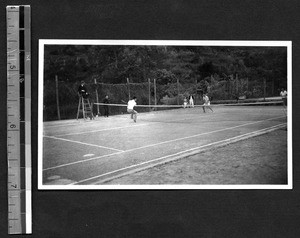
[93,99,286,123]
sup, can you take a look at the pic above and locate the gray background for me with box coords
[0,0,299,237]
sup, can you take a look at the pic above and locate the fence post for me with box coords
[94,78,100,116]
[55,75,61,120]
[177,77,180,105]
[148,78,151,111]
[154,78,157,110]
[236,73,239,96]
[228,80,231,99]
[127,77,131,100]
[195,79,197,104]
[263,78,266,100]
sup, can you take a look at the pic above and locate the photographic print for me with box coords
[38,40,292,189]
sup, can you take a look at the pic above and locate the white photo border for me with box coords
[38,40,292,190]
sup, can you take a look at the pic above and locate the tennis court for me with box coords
[42,101,287,185]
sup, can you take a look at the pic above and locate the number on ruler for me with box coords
[10,65,16,70]
[10,124,16,129]
[11,184,17,188]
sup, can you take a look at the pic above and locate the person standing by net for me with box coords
[103,95,109,117]
[189,94,194,107]
[280,88,287,107]
[127,96,138,122]
[183,97,188,108]
[202,93,213,113]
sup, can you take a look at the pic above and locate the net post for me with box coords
[55,75,61,120]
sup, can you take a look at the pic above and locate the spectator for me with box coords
[103,95,109,117]
[78,81,89,99]
[189,95,194,107]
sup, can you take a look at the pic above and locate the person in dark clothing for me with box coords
[78,81,89,99]
[103,95,109,117]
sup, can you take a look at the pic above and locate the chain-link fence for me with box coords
[43,76,280,121]
[208,76,278,101]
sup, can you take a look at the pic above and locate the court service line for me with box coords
[43,116,129,129]
[43,116,285,171]
[44,135,124,152]
[70,123,287,185]
[51,123,151,137]
[43,121,81,128]
[47,109,243,137]
[50,115,200,137]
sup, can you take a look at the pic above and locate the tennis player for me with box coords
[189,95,194,107]
[127,96,138,122]
[183,97,188,108]
[280,88,287,106]
[202,94,213,113]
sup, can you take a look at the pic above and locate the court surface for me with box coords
[42,104,287,185]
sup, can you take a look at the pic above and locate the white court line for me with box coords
[70,123,287,185]
[50,115,200,137]
[44,121,81,128]
[51,123,150,137]
[44,135,124,152]
[47,106,285,137]
[43,116,129,129]
[43,116,285,171]
[43,151,123,171]
[46,110,249,137]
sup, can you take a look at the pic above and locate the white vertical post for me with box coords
[127,77,131,100]
[154,78,157,109]
[177,78,179,105]
[148,78,151,111]
[263,78,266,101]
[55,75,61,120]
[94,78,99,116]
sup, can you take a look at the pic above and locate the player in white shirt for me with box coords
[183,97,188,108]
[202,94,213,113]
[127,96,138,122]
[188,95,194,107]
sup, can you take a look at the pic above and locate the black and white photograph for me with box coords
[38,40,292,189]
[2,1,300,237]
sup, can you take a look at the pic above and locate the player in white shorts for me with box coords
[127,96,138,122]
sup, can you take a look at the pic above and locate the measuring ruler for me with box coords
[7,5,31,234]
